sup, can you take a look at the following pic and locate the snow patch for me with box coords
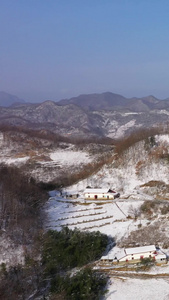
[104,277,169,300]
[156,134,169,144]
[49,150,92,166]
[0,156,30,165]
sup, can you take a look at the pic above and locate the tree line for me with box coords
[0,227,111,299]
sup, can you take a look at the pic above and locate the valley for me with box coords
[0,124,169,299]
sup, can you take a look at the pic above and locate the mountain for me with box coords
[0,91,25,107]
[2,90,169,112]
[59,92,128,111]
[1,92,169,139]
[58,92,169,112]
[0,98,169,139]
[0,100,104,137]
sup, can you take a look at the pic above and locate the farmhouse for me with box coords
[84,188,120,200]
[101,245,167,264]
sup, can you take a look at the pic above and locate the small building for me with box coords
[100,245,167,264]
[84,188,120,200]
[155,254,167,264]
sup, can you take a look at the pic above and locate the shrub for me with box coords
[140,201,155,215]
[140,257,155,269]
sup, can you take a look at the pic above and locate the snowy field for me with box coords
[104,277,169,300]
[49,150,92,166]
[45,195,145,241]
[0,149,92,167]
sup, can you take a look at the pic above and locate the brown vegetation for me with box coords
[0,164,47,245]
[114,127,164,157]
[1,124,169,190]
[140,181,165,188]
[0,124,115,147]
[118,221,166,248]
[135,160,146,176]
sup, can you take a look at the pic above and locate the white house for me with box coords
[101,245,167,264]
[84,188,120,200]
[115,245,157,262]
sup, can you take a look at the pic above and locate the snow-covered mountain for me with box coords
[0,129,169,193]
[0,92,169,138]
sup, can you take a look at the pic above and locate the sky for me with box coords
[1,0,169,102]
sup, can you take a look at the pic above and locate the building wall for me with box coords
[84,193,114,200]
[120,251,155,262]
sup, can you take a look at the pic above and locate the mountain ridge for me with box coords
[1,91,169,139]
[1,90,169,112]
[58,92,169,112]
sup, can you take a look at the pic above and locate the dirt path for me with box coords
[99,269,169,279]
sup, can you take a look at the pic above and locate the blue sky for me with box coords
[1,0,169,102]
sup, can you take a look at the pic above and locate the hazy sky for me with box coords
[1,0,169,102]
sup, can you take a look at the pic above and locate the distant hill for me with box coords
[58,92,128,111]
[58,92,169,112]
[1,90,169,112]
[0,91,25,107]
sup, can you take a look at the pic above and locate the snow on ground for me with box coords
[0,156,30,165]
[45,196,144,242]
[107,120,142,139]
[119,112,142,116]
[0,235,25,267]
[156,109,169,116]
[45,193,169,300]
[44,135,169,300]
[1,131,169,297]
[115,120,136,138]
[156,134,169,144]
[89,138,169,192]
[0,150,92,168]
[0,132,3,143]
[104,277,169,300]
[49,150,92,166]
[59,135,169,198]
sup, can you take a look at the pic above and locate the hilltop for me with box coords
[58,92,165,112]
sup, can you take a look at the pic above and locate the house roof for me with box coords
[112,245,156,261]
[115,249,126,261]
[155,254,166,260]
[101,245,159,262]
[125,245,156,255]
[84,188,111,194]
